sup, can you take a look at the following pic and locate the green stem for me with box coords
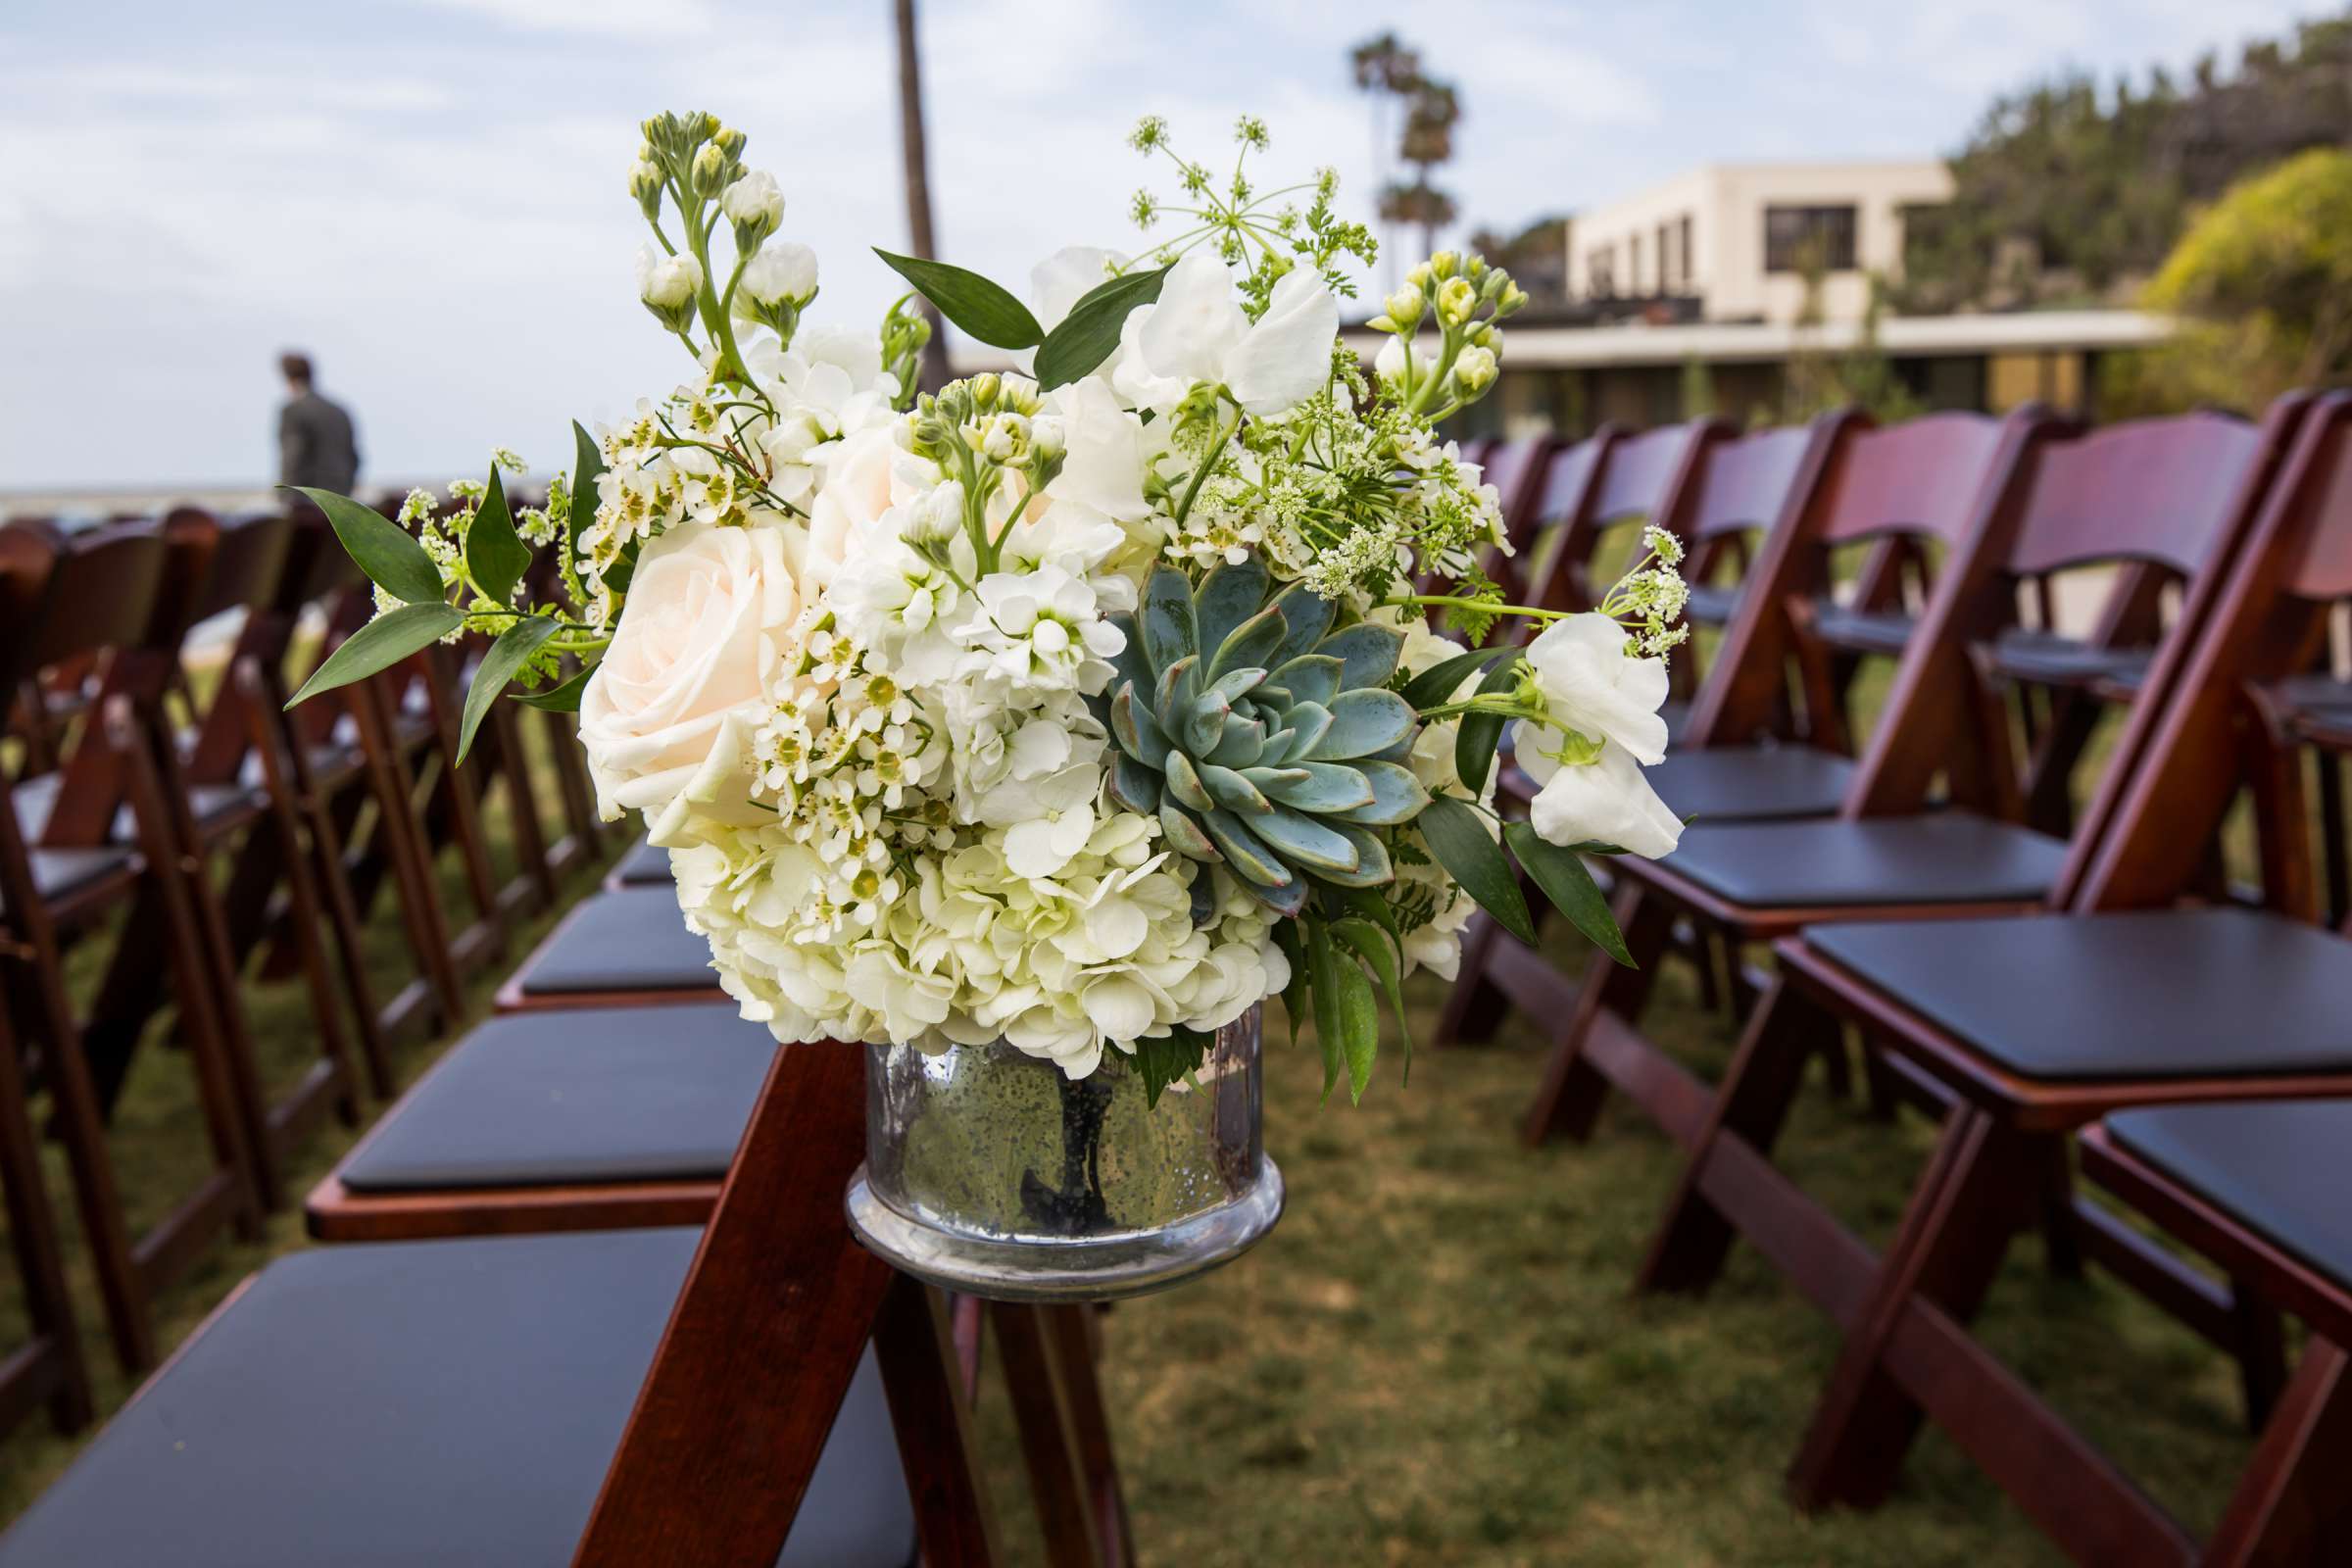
[1386,594,1570,622]
[1173,404,1241,528]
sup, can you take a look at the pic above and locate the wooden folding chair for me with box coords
[1512,397,2308,1156]
[0,520,263,1373]
[303,1002,1134,1564]
[1626,393,2352,1560]
[2079,1104,2352,1564]
[71,510,371,1200]
[1442,409,2034,1053]
[0,1044,1088,1566]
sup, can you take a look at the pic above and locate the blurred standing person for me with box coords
[276,351,360,494]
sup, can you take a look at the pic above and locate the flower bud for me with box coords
[740,241,819,311]
[999,373,1040,416]
[1404,261,1434,288]
[682,111,718,145]
[970,371,1001,410]
[635,246,705,333]
[690,142,726,193]
[1495,280,1529,318]
[907,482,965,548]
[1383,287,1425,328]
[1430,250,1461,280]
[720,171,783,249]
[1028,416,1066,464]
[1437,276,1478,326]
[712,124,746,159]
[628,159,664,221]
[1464,255,1489,282]
[1452,344,1498,395]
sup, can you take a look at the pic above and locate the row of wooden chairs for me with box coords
[1446,396,2352,1562]
[3,834,1133,1563]
[0,505,611,1443]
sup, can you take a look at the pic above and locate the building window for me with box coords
[1763,204,1858,273]
[1587,247,1615,297]
[1677,215,1693,287]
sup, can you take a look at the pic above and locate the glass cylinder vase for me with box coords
[844,1004,1282,1301]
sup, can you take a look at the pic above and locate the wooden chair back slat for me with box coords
[1592,422,1708,525]
[1815,412,2011,547]
[1687,425,1820,542]
[2006,412,2266,579]
[0,521,172,687]
[1533,430,1614,526]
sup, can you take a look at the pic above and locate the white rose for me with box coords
[578,518,804,818]
[806,424,927,585]
[739,241,817,307]
[1523,742,1683,859]
[1525,612,1672,764]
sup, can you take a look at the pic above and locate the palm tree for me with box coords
[894,0,952,391]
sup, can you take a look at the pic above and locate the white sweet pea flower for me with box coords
[1223,268,1339,415]
[1117,251,1338,416]
[1042,377,1151,521]
[578,517,804,818]
[1522,741,1683,859]
[1524,612,1673,765]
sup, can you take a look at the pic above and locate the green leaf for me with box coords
[1506,821,1635,967]
[286,603,465,707]
[515,662,595,712]
[1332,954,1379,1103]
[1401,643,1521,710]
[466,466,532,610]
[566,419,605,572]
[1330,915,1411,1087]
[872,248,1044,349]
[1418,794,1534,944]
[286,485,444,606]
[1131,1025,1211,1110]
[457,616,561,763]
[1307,918,1346,1103]
[1454,661,1521,799]
[1034,264,1171,389]
[1272,917,1309,1048]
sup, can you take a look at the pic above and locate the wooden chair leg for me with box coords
[2230,1288,2292,1435]
[1786,1106,2043,1512]
[0,1003,92,1433]
[2034,1134,2085,1281]
[1521,884,1675,1148]
[1636,976,1838,1297]
[993,1301,1108,1568]
[574,1043,1002,1566]
[347,677,464,1024]
[486,699,558,911]
[1434,860,1547,1050]
[1044,1303,1136,1568]
[2205,1338,2352,1567]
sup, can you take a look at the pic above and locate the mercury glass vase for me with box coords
[844,1004,1282,1301]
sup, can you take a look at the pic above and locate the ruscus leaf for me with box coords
[872,248,1044,349]
[1417,794,1534,944]
[1034,265,1171,389]
[286,485,444,606]
[457,615,561,763]
[1505,821,1635,967]
[286,603,465,707]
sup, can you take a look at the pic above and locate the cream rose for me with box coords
[805,424,926,586]
[579,518,807,819]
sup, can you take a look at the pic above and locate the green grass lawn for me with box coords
[0,775,2262,1564]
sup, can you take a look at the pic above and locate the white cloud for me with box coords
[410,0,718,38]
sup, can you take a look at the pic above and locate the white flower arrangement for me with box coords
[288,110,1688,1102]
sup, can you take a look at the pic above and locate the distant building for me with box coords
[1567,160,1955,326]
[1369,158,2176,436]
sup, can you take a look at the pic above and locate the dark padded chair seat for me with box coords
[13,769,252,847]
[1683,582,1741,625]
[2110,1102,2352,1293]
[1810,602,1914,656]
[0,1229,915,1567]
[341,1004,771,1191]
[513,886,717,997]
[1661,811,2065,909]
[0,844,136,910]
[1811,907,2352,1082]
[2279,671,2352,716]
[1648,744,1853,822]
[1987,628,2153,691]
[612,838,673,886]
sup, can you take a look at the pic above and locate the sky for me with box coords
[0,0,2332,491]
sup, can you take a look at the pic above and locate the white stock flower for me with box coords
[720,171,784,230]
[1524,612,1673,764]
[739,241,818,307]
[635,247,704,312]
[578,518,805,818]
[1522,742,1683,859]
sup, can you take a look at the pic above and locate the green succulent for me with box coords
[1100,561,1430,916]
